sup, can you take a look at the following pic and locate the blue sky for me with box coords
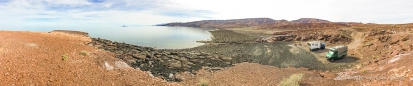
[0,0,412,26]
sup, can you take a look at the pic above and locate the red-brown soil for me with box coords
[0,31,179,85]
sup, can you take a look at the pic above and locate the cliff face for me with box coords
[160,18,361,29]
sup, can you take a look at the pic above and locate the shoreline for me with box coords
[2,29,356,82]
[89,29,356,81]
[2,30,358,81]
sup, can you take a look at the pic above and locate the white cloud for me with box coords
[169,0,413,24]
[0,0,412,26]
[44,0,91,5]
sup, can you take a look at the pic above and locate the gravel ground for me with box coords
[167,30,357,71]
[176,42,355,71]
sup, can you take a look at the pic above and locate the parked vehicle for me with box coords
[307,41,325,51]
[326,45,348,62]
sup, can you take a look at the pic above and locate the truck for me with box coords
[307,41,325,51]
[326,45,348,62]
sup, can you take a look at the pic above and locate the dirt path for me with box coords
[347,29,365,50]
[177,62,311,86]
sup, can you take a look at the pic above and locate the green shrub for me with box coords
[80,50,89,56]
[279,73,304,86]
[361,69,368,73]
[61,54,68,61]
[198,79,209,86]
[365,42,373,46]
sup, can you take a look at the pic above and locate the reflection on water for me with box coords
[1,25,213,49]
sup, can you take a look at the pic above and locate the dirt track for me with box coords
[347,29,365,50]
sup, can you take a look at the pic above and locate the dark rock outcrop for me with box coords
[90,38,235,81]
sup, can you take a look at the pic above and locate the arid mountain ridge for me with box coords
[159,18,362,29]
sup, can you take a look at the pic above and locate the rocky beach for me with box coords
[89,29,357,81]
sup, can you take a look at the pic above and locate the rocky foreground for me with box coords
[90,38,234,81]
[92,22,413,85]
[0,30,343,85]
[0,30,179,85]
[89,29,357,82]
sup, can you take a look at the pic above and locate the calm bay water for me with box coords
[1,25,214,49]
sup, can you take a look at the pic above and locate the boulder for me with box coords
[189,59,200,63]
[172,56,180,60]
[123,56,137,64]
[163,52,170,55]
[180,57,189,64]
[317,35,324,40]
[294,36,302,41]
[210,67,224,71]
[115,50,124,54]
[129,49,139,54]
[140,64,145,68]
[390,38,400,45]
[199,52,210,56]
[148,55,154,58]
[187,56,196,59]
[186,62,194,65]
[167,55,174,58]
[284,38,293,41]
[401,37,409,41]
[391,45,403,55]
[189,53,196,55]
[198,56,205,58]
[155,55,162,58]
[179,52,188,54]
[132,54,146,60]
[220,56,232,61]
[401,45,412,51]
[168,60,182,68]
[106,46,116,50]
[378,36,391,43]
[148,61,153,66]
[170,52,179,55]
[301,36,310,41]
[319,72,336,78]
[177,54,186,57]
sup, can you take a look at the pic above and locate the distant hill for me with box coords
[158,18,362,29]
[290,18,331,23]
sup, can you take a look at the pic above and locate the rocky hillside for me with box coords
[159,18,277,28]
[290,18,331,23]
[159,18,361,29]
[259,28,353,45]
